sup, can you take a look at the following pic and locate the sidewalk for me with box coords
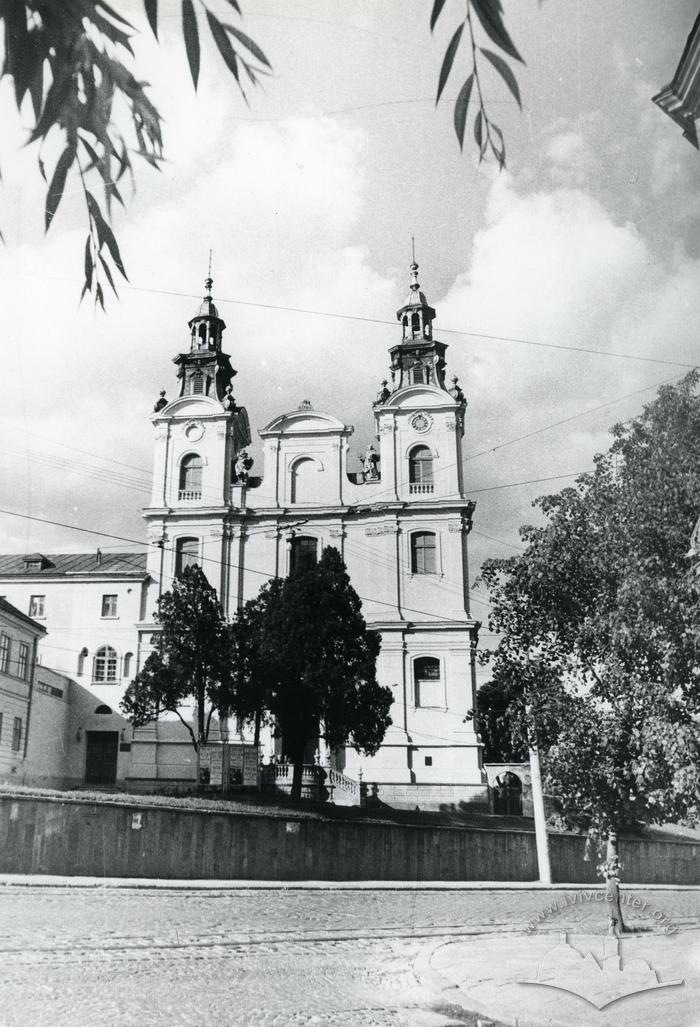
[2,873,700,890]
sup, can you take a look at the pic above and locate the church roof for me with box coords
[0,551,148,578]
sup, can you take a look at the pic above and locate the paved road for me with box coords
[0,884,698,1026]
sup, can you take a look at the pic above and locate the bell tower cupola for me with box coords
[386,259,448,394]
[172,276,237,402]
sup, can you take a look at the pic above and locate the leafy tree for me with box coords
[481,373,700,932]
[243,546,392,800]
[0,1,269,307]
[474,678,528,763]
[121,564,234,770]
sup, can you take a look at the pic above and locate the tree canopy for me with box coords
[236,545,392,799]
[121,563,233,756]
[474,678,528,763]
[481,373,700,843]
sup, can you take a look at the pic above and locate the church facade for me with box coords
[0,263,487,808]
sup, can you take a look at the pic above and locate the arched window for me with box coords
[411,311,420,334]
[290,535,318,575]
[408,446,434,494]
[93,646,118,683]
[77,647,88,676]
[175,537,200,575]
[494,771,523,816]
[179,454,203,500]
[291,457,319,504]
[414,657,441,707]
[410,531,437,574]
[123,652,133,678]
[95,704,112,715]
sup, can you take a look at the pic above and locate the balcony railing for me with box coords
[409,483,434,494]
[178,489,202,501]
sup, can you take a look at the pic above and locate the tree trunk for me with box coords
[289,739,306,801]
[604,831,625,936]
[196,680,206,788]
[253,708,261,793]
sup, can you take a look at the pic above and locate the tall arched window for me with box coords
[179,454,203,500]
[176,537,200,575]
[408,446,433,493]
[77,647,88,677]
[410,531,437,574]
[93,645,118,683]
[414,656,441,707]
[123,652,133,678]
[290,535,318,575]
[291,457,319,504]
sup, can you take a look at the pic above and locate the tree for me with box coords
[121,564,234,774]
[243,546,393,800]
[474,678,528,763]
[480,373,700,932]
[0,2,525,308]
[0,1,269,307]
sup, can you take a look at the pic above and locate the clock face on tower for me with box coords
[410,411,432,434]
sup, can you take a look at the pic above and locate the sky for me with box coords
[0,0,699,627]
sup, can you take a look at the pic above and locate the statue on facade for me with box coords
[376,379,390,404]
[153,389,168,413]
[222,384,237,412]
[362,444,380,481]
[234,450,254,484]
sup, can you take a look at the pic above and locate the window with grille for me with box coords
[175,537,200,575]
[94,645,118,682]
[0,633,10,674]
[192,372,204,394]
[29,595,45,618]
[101,594,118,618]
[179,454,203,499]
[410,532,437,574]
[408,445,433,493]
[11,716,22,751]
[414,657,441,707]
[290,536,318,575]
[17,642,29,680]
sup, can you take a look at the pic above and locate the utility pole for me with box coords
[528,735,552,884]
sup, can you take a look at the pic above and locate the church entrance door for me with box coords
[85,731,119,786]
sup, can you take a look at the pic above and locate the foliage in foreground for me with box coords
[481,372,700,840]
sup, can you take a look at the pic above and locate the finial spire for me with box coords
[411,235,416,264]
[205,249,213,295]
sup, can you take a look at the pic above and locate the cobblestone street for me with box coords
[1,884,698,1026]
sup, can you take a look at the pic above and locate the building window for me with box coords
[123,652,133,678]
[424,755,433,766]
[408,445,434,493]
[17,642,30,680]
[179,454,203,500]
[410,532,437,574]
[414,657,442,708]
[192,372,204,395]
[412,364,425,384]
[29,595,45,618]
[0,633,10,674]
[101,594,118,618]
[290,536,318,575]
[176,537,200,575]
[11,716,22,751]
[77,647,88,676]
[93,645,118,683]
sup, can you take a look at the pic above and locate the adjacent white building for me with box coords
[0,263,487,807]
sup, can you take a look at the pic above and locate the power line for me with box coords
[1,267,695,370]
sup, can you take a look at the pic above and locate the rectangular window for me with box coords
[101,594,118,618]
[17,642,29,680]
[424,756,433,766]
[411,532,437,574]
[0,634,10,674]
[29,595,45,618]
[12,716,22,751]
